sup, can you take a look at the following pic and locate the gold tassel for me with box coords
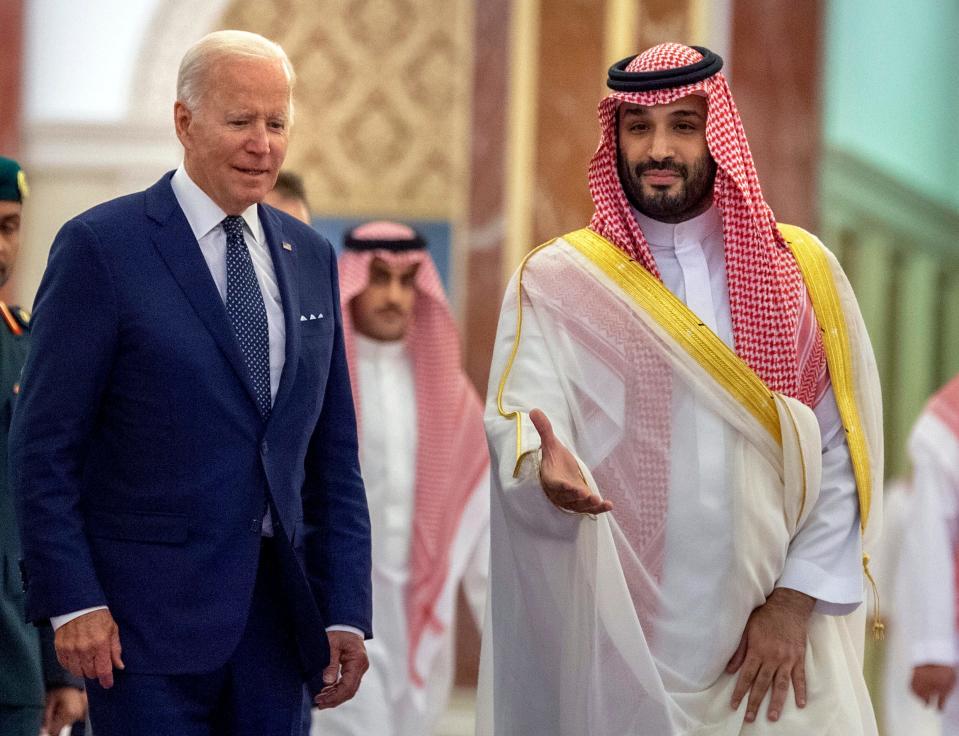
[862,553,885,641]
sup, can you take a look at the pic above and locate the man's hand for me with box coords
[529,409,612,515]
[54,609,124,688]
[42,686,87,735]
[313,630,369,710]
[911,664,957,710]
[726,587,815,723]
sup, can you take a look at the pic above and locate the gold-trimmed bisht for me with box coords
[495,240,556,477]
[781,223,883,640]
[495,225,883,639]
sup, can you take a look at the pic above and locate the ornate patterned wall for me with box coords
[219,0,474,223]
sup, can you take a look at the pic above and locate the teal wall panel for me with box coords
[824,0,959,211]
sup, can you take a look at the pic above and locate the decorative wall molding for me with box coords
[821,146,959,255]
[130,0,233,123]
[23,121,178,175]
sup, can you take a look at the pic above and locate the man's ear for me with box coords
[173,101,193,149]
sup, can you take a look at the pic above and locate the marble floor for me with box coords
[58,687,479,736]
[434,687,478,735]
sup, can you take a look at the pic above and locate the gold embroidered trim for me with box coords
[495,241,556,476]
[779,224,872,531]
[563,228,782,445]
[780,397,808,523]
[780,223,882,639]
[0,302,23,337]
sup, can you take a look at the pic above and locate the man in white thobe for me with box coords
[479,43,882,735]
[312,221,489,736]
[897,374,959,731]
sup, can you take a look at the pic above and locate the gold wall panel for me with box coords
[220,0,473,220]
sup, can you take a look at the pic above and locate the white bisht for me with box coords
[477,228,882,735]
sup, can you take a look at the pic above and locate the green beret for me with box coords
[0,156,29,202]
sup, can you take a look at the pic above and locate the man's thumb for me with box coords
[323,646,341,685]
[529,409,554,449]
[725,632,747,674]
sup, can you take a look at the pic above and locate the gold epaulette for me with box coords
[0,302,24,336]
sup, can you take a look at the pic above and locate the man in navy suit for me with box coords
[10,30,372,735]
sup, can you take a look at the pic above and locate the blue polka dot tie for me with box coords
[222,215,271,418]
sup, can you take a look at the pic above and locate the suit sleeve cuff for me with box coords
[325,624,364,638]
[50,606,109,631]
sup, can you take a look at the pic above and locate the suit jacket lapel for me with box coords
[259,205,300,419]
[146,175,263,414]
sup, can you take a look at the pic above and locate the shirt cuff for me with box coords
[50,606,110,631]
[776,556,863,616]
[325,625,364,638]
[911,639,959,668]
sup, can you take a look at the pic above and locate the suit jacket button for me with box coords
[251,518,260,533]
[260,440,268,455]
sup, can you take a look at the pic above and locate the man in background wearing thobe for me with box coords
[898,373,959,730]
[312,221,489,736]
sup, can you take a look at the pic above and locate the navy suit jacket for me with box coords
[10,173,372,686]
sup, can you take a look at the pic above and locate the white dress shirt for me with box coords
[634,205,863,614]
[170,165,286,402]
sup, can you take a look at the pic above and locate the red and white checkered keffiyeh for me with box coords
[588,43,826,405]
[928,375,959,441]
[338,228,488,686]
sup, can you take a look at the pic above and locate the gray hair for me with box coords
[176,30,296,122]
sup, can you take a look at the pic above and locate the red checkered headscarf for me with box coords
[928,374,959,442]
[338,222,489,686]
[588,43,826,405]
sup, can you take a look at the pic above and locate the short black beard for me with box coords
[618,150,717,224]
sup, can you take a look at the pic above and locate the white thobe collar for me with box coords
[355,332,410,362]
[631,204,727,338]
[632,204,722,252]
[171,164,263,245]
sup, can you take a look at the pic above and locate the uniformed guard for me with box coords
[0,156,87,736]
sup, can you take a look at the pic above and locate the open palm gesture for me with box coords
[530,409,613,515]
